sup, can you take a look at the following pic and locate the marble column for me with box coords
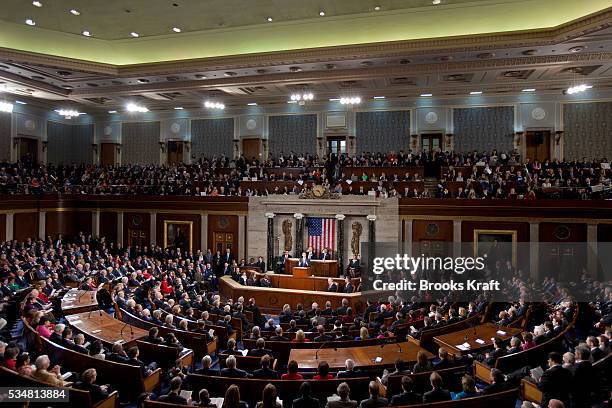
[5,213,13,241]
[335,214,346,275]
[117,212,124,246]
[150,212,157,247]
[529,222,539,281]
[238,215,246,260]
[38,211,46,240]
[265,213,275,272]
[587,223,598,278]
[201,214,208,251]
[294,213,304,256]
[403,219,413,255]
[367,214,377,272]
[92,211,100,238]
[453,219,462,258]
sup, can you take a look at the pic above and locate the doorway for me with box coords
[525,130,551,162]
[420,133,442,153]
[19,137,38,165]
[127,228,147,248]
[327,137,347,155]
[100,143,117,166]
[167,141,184,165]
[242,138,262,161]
[213,232,234,254]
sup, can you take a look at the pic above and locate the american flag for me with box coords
[307,217,335,254]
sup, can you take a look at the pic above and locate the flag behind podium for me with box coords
[307,217,335,254]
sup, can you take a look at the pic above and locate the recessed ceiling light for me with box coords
[267,17,273,22]
[470,91,483,95]
[247,102,258,106]
[82,30,91,37]
[32,1,42,7]
[374,6,381,11]
[319,10,325,16]
[432,0,441,4]
[69,9,80,16]
[522,88,536,92]
[25,19,36,26]
[287,101,298,104]
[130,32,140,38]
[108,110,117,113]
[420,93,433,97]
[373,96,386,99]
[174,106,184,110]
[329,98,340,101]
[172,27,181,33]
[15,100,27,105]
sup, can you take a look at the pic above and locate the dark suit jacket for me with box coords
[158,392,188,405]
[422,388,451,403]
[220,367,250,378]
[74,381,109,402]
[248,348,273,358]
[572,360,594,406]
[358,397,388,408]
[390,392,422,406]
[336,370,363,378]
[538,365,573,407]
[194,367,220,376]
[293,395,320,408]
[253,367,279,379]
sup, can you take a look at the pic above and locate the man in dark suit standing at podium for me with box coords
[298,252,310,267]
[320,248,332,260]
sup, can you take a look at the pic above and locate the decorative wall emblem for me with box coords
[25,120,36,130]
[554,225,571,240]
[246,119,257,131]
[531,107,546,120]
[170,122,181,133]
[217,216,230,229]
[103,126,112,136]
[426,223,440,236]
[425,111,438,124]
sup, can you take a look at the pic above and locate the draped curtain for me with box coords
[0,113,10,162]
[47,122,94,165]
[355,110,410,153]
[121,121,160,165]
[453,106,514,152]
[268,114,317,156]
[191,118,234,160]
[563,102,612,160]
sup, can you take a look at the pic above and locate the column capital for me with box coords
[366,215,377,222]
[293,213,304,220]
[264,212,275,219]
[335,214,346,221]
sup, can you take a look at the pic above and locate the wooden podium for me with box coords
[292,267,311,278]
[310,260,338,277]
[284,258,299,274]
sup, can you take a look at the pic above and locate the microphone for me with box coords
[315,341,331,360]
[120,320,134,337]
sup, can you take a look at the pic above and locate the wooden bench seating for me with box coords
[385,365,468,396]
[136,340,193,370]
[409,313,482,351]
[0,366,119,408]
[22,319,162,401]
[217,353,277,371]
[398,388,518,408]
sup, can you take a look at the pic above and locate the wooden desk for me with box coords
[292,266,311,278]
[310,260,338,277]
[285,257,299,274]
[219,276,384,314]
[288,341,432,370]
[65,311,148,348]
[252,272,359,292]
[433,323,522,356]
[60,288,99,315]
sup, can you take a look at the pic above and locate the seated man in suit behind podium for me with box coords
[320,248,332,261]
[298,252,310,267]
[327,278,339,292]
[277,250,291,273]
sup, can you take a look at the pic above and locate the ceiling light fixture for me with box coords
[69,9,80,15]
[319,10,325,16]
[32,1,42,7]
[126,103,148,113]
[566,84,592,94]
[15,101,27,105]
[247,102,258,106]
[130,32,140,38]
[432,0,441,4]
[0,102,14,113]
[204,101,225,110]
[82,30,91,37]
[174,107,184,110]
[373,96,386,99]
[172,27,181,33]
[522,88,536,92]
[420,93,433,97]
[25,19,36,26]
[267,17,273,22]
[470,91,483,95]
[340,97,361,105]
[329,98,340,102]
[290,93,314,105]
[374,6,381,11]
[55,109,81,118]
[108,110,117,114]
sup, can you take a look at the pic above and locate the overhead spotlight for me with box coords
[420,93,433,97]
[204,101,225,110]
[522,88,536,92]
[373,96,385,99]
[319,10,325,16]
[55,109,81,118]
[340,97,361,105]
[69,9,80,15]
[82,30,91,37]
[374,5,381,11]
[108,110,117,114]
[25,19,36,26]
[566,84,592,94]
[267,17,273,22]
[172,27,181,33]
[290,93,314,103]
[0,102,14,113]
[32,1,43,7]
[247,102,258,106]
[432,0,441,4]
[329,98,340,102]
[130,32,140,38]
[470,91,483,95]
[126,103,148,113]
[174,106,184,110]
[15,101,28,105]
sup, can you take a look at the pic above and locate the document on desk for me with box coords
[475,338,485,345]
